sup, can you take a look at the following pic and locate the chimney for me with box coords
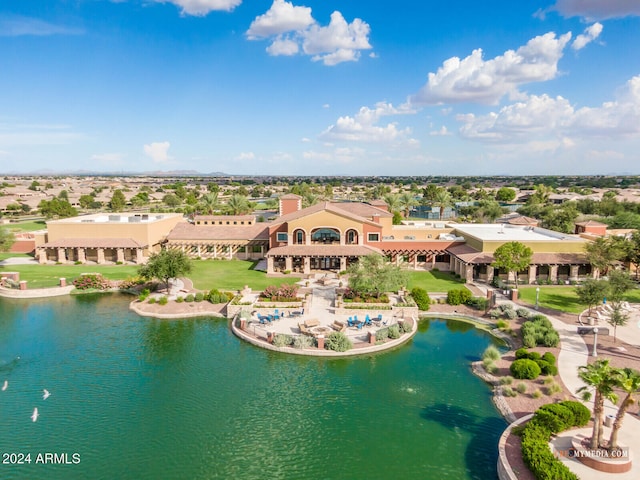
[279,194,302,216]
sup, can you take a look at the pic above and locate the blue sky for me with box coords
[1,0,639,176]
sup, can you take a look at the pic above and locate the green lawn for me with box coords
[519,286,640,314]
[2,264,139,288]
[190,259,299,291]
[406,270,466,293]
[0,253,33,261]
[6,220,47,232]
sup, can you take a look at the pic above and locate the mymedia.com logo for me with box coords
[557,447,629,460]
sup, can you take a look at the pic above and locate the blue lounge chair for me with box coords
[356,321,364,330]
[364,315,371,326]
[258,315,269,325]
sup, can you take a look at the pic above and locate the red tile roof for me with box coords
[167,222,269,241]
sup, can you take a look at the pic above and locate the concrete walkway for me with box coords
[496,294,640,479]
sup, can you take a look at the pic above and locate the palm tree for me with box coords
[577,359,620,449]
[609,368,640,449]
[433,188,452,220]
[383,193,401,213]
[399,192,417,218]
[225,194,251,215]
[198,192,219,215]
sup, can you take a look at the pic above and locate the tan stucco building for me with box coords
[37,213,185,264]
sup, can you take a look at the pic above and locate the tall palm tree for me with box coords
[383,193,401,213]
[399,192,418,218]
[609,368,640,449]
[577,359,620,449]
[433,188,451,220]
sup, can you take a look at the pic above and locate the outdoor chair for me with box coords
[364,315,372,326]
[347,317,355,327]
[356,320,364,330]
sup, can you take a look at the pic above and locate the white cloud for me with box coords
[266,36,299,56]
[236,151,255,160]
[0,15,84,36]
[551,0,640,20]
[143,141,172,163]
[457,75,640,142]
[320,102,417,143]
[247,3,372,66]
[302,12,371,58]
[572,22,603,50]
[409,32,572,105]
[155,0,242,16]
[246,0,313,38]
[429,126,452,136]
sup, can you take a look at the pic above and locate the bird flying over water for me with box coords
[43,389,51,400]
[1,380,7,391]
[31,408,39,422]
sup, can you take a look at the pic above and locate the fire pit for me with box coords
[310,326,333,337]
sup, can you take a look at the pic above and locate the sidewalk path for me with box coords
[499,295,640,479]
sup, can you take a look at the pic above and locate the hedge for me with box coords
[411,287,430,311]
[510,359,541,379]
[519,401,590,480]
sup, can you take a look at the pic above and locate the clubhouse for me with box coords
[35,195,596,285]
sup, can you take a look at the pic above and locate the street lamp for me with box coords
[592,327,599,357]
[535,287,540,310]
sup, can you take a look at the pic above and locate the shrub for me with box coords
[388,325,401,339]
[325,332,352,352]
[499,303,515,313]
[541,352,556,365]
[504,308,518,319]
[138,290,150,302]
[148,297,157,304]
[175,296,184,303]
[532,389,542,399]
[293,335,314,349]
[410,287,430,311]
[542,331,560,347]
[516,383,527,394]
[208,289,231,304]
[521,412,580,480]
[158,296,168,305]
[273,334,293,347]
[185,294,195,303]
[502,386,517,397]
[376,327,389,342]
[535,360,558,376]
[500,376,514,385]
[545,382,562,395]
[510,359,541,380]
[496,320,509,329]
[399,321,412,333]
[515,348,530,359]
[261,283,299,302]
[558,401,590,427]
[194,292,204,302]
[516,308,531,318]
[489,308,502,319]
[482,345,501,362]
[523,333,537,349]
[483,361,498,374]
[466,296,488,310]
[72,273,111,291]
[447,288,472,305]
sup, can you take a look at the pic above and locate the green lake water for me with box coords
[0,294,506,479]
